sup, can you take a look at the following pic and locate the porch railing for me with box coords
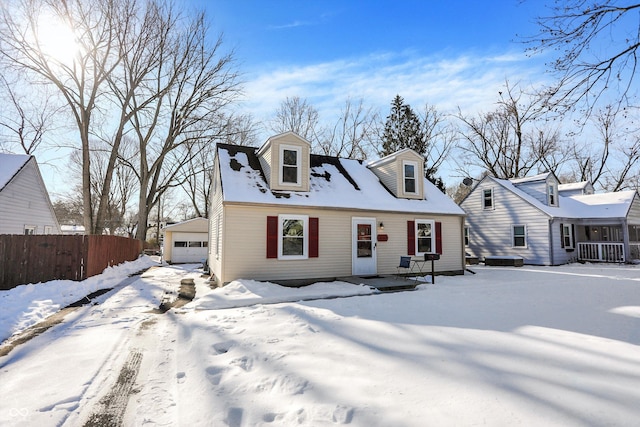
[577,242,625,262]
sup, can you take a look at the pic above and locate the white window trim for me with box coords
[24,225,36,235]
[482,188,494,210]
[278,214,309,260]
[279,144,302,187]
[464,226,470,247]
[512,224,527,248]
[415,219,435,255]
[562,224,574,249]
[402,160,418,195]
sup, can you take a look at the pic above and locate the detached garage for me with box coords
[162,217,209,264]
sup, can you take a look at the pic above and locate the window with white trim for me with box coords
[24,225,36,235]
[548,183,558,206]
[215,214,221,258]
[278,214,308,259]
[562,224,573,248]
[415,219,435,254]
[512,225,527,248]
[464,226,470,247]
[403,161,417,194]
[280,145,301,185]
[482,188,494,209]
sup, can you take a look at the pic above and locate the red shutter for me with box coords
[407,220,415,255]
[435,221,442,254]
[309,217,319,258]
[266,216,278,258]
[560,223,565,248]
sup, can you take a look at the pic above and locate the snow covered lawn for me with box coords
[1,261,640,426]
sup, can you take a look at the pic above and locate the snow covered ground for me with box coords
[1,260,640,426]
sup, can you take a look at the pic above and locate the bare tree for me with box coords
[317,98,377,159]
[0,74,62,155]
[526,2,640,118]
[420,103,456,183]
[0,0,132,234]
[456,80,563,179]
[269,96,322,143]
[0,0,239,240]
[569,105,640,190]
[114,6,239,241]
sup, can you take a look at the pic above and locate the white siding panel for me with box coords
[0,159,60,235]
[219,205,464,284]
[462,180,552,265]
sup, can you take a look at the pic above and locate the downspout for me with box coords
[548,218,555,266]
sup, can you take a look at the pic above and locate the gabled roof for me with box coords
[0,153,31,192]
[558,181,591,192]
[164,217,208,232]
[509,172,552,184]
[488,176,637,219]
[367,148,423,168]
[217,144,464,215]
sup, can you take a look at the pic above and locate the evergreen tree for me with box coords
[381,95,446,192]
[381,95,426,156]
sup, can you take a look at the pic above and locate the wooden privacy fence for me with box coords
[0,235,142,291]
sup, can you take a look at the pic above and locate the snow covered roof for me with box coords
[558,181,590,191]
[490,176,637,219]
[217,144,464,215]
[0,153,31,192]
[509,172,552,184]
[164,217,208,232]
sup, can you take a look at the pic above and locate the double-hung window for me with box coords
[24,225,36,235]
[280,145,301,186]
[482,188,494,209]
[512,225,527,248]
[464,226,470,247]
[562,224,574,249]
[548,184,558,206]
[279,214,308,259]
[415,219,435,254]
[403,161,417,194]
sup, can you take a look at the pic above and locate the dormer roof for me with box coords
[216,143,464,216]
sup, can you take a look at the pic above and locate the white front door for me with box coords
[352,217,377,276]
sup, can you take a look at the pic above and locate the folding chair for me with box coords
[396,256,412,279]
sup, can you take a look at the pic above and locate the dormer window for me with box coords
[403,161,417,194]
[548,183,558,206]
[280,145,301,186]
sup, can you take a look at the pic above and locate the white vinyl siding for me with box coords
[461,178,552,265]
[217,204,464,285]
[0,158,61,235]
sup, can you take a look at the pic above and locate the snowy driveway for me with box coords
[1,262,640,426]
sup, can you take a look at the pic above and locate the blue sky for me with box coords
[187,0,552,134]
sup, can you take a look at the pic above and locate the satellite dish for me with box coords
[462,177,473,186]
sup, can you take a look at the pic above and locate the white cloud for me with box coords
[240,48,552,132]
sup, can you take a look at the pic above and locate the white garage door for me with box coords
[171,232,208,263]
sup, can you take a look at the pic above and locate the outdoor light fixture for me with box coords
[379,222,384,230]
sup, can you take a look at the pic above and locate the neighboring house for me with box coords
[461,172,640,265]
[0,153,61,235]
[60,224,85,235]
[208,132,466,286]
[162,217,209,263]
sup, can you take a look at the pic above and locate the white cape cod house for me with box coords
[461,172,640,265]
[208,132,466,286]
[0,153,61,235]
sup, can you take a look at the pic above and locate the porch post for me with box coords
[623,218,630,263]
